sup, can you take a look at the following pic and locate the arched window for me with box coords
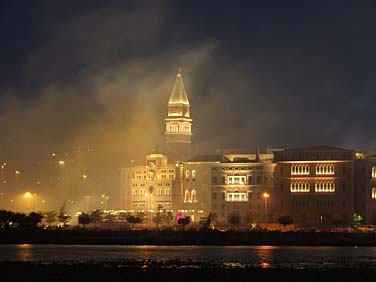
[191,189,197,203]
[372,187,376,199]
[372,167,376,179]
[184,189,190,203]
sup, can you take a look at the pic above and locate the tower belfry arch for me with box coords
[165,69,192,162]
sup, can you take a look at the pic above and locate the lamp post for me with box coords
[263,193,270,223]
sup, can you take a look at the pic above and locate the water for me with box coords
[1,245,376,269]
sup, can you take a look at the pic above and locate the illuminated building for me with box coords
[120,154,175,211]
[273,146,356,226]
[354,153,376,224]
[119,71,376,228]
[176,149,277,224]
[164,70,192,162]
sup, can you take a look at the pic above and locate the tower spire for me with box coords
[165,69,192,162]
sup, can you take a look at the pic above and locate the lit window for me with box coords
[192,170,196,178]
[291,164,310,175]
[227,175,246,184]
[140,189,145,196]
[372,187,376,199]
[372,167,376,179]
[290,181,310,193]
[132,189,138,196]
[315,181,335,192]
[191,189,197,203]
[226,190,248,202]
[315,164,335,175]
[157,188,163,196]
[165,188,171,196]
[185,170,190,178]
[184,189,190,203]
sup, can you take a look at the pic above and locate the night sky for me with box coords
[0,1,375,202]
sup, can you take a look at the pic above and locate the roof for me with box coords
[282,145,354,152]
[168,72,189,105]
[187,155,230,163]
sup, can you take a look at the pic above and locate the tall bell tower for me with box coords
[165,70,192,162]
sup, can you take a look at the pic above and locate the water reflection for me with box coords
[0,245,376,270]
[254,246,276,268]
[16,244,33,261]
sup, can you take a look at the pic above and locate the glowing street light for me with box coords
[263,193,270,223]
[1,162,6,183]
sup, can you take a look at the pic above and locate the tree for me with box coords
[177,216,191,230]
[353,213,363,228]
[200,212,216,230]
[278,215,293,230]
[126,215,143,229]
[57,203,72,227]
[152,212,163,229]
[228,213,241,229]
[0,210,13,229]
[12,212,28,229]
[162,210,174,227]
[27,212,43,229]
[44,211,57,227]
[90,209,103,226]
[78,213,91,227]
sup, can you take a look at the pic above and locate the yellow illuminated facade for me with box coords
[121,154,176,211]
[165,71,192,162]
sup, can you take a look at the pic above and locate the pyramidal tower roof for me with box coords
[168,70,190,105]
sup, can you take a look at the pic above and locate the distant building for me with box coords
[119,71,376,228]
[354,153,376,224]
[273,146,356,227]
[120,154,176,212]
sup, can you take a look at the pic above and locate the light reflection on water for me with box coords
[1,245,376,269]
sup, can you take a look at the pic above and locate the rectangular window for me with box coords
[227,176,246,184]
[226,192,247,202]
[212,192,217,199]
[212,176,217,184]
[165,188,171,196]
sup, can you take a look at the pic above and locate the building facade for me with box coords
[120,154,176,212]
[119,71,376,228]
[354,153,376,224]
[273,146,356,227]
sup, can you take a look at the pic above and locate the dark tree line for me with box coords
[0,210,43,230]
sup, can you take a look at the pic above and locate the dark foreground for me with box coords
[2,262,376,282]
[1,229,376,246]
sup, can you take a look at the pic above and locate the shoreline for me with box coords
[1,229,376,246]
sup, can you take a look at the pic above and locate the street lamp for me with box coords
[263,193,270,223]
[1,163,6,183]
